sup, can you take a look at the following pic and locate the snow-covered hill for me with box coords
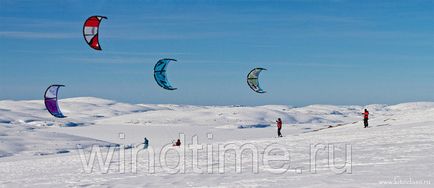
[0,97,366,157]
[0,97,433,187]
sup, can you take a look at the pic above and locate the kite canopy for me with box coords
[83,15,107,50]
[247,68,267,93]
[44,85,66,118]
[154,58,177,90]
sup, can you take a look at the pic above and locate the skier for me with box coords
[173,139,181,147]
[143,137,149,149]
[276,118,283,137]
[363,109,369,128]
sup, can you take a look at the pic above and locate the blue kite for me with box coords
[154,58,177,90]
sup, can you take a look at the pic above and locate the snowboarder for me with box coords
[143,137,149,149]
[363,109,369,128]
[276,118,283,137]
[173,139,181,147]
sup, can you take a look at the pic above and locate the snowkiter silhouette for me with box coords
[143,137,149,149]
[363,109,369,128]
[174,139,181,147]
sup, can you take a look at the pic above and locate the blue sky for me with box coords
[0,0,433,106]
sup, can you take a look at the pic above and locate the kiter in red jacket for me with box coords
[363,109,369,128]
[276,118,283,137]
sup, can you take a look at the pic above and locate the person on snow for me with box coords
[173,139,181,147]
[276,118,283,137]
[363,109,369,128]
[143,137,149,149]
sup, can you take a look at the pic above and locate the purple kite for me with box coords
[44,84,66,118]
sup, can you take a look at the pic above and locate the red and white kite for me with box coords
[83,16,107,50]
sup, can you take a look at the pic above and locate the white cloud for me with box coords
[0,31,77,39]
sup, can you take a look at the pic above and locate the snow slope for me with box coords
[0,97,365,156]
[0,97,433,187]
